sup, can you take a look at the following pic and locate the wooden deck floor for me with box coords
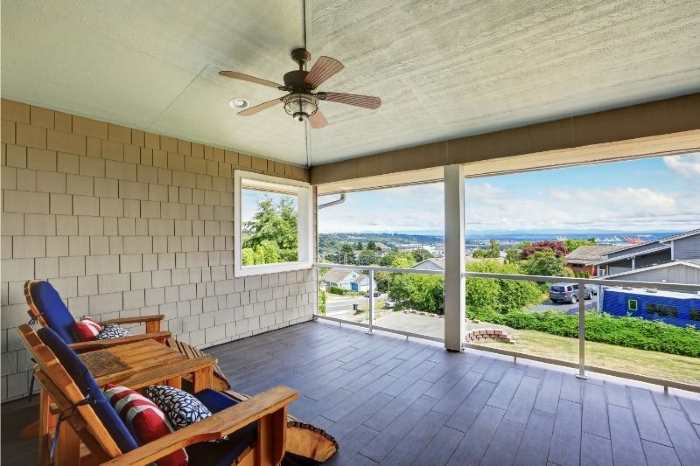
[3,320,700,465]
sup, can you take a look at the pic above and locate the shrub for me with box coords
[389,274,444,314]
[329,286,350,295]
[466,260,543,313]
[467,306,700,357]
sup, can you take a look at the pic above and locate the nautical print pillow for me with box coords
[73,317,103,341]
[95,324,129,340]
[143,385,212,430]
[103,385,188,466]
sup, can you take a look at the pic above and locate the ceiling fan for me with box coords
[219,48,381,129]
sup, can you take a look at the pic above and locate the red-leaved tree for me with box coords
[520,240,568,259]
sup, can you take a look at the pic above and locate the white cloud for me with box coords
[663,153,700,177]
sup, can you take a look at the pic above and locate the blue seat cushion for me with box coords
[194,389,239,413]
[189,389,257,466]
[37,327,138,453]
[32,281,77,344]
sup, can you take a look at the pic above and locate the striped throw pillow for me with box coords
[104,385,188,466]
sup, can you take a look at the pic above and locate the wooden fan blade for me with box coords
[219,71,283,89]
[305,57,344,89]
[238,98,283,116]
[309,110,328,129]
[318,92,381,109]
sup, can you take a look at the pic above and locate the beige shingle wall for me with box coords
[0,99,316,401]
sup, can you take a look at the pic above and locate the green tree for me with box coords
[522,250,572,277]
[338,244,355,264]
[389,274,444,314]
[380,251,416,268]
[242,197,297,263]
[412,248,434,263]
[357,249,379,266]
[366,240,377,251]
[472,239,500,258]
[466,260,542,313]
[505,247,522,263]
[564,238,596,253]
[355,241,364,250]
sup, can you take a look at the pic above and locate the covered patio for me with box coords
[2,1,700,465]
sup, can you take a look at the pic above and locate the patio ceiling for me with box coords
[2,0,699,167]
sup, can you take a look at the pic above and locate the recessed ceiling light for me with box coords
[229,98,249,109]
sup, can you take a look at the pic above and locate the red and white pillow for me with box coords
[73,317,103,342]
[103,385,188,466]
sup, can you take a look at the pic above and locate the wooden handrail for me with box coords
[101,315,164,325]
[100,386,298,466]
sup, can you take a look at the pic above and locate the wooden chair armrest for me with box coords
[100,386,299,466]
[69,332,170,353]
[100,314,164,325]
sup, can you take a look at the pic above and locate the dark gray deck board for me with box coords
[3,320,699,466]
[609,405,647,466]
[548,399,582,466]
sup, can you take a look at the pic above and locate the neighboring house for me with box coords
[412,258,445,271]
[565,245,617,276]
[599,260,700,328]
[596,228,700,275]
[322,268,375,292]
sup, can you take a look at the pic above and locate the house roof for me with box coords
[412,258,444,270]
[595,244,671,266]
[322,269,354,283]
[565,245,617,265]
[659,228,700,243]
[604,260,700,279]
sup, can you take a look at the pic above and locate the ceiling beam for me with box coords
[311,92,700,191]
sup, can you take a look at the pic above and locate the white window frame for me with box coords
[234,170,313,277]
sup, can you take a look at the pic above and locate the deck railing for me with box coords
[314,262,700,393]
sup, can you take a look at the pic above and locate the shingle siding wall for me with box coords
[673,236,700,260]
[0,99,316,401]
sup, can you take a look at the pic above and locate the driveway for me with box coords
[528,295,598,315]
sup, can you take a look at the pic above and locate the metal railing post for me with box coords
[577,284,587,379]
[368,269,375,334]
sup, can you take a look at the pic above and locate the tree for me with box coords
[242,197,297,263]
[520,240,568,259]
[354,241,364,250]
[466,260,542,313]
[505,247,522,263]
[564,238,596,253]
[356,249,379,266]
[522,250,572,277]
[338,244,355,264]
[380,251,416,268]
[472,240,500,258]
[389,274,444,314]
[366,240,377,251]
[412,248,434,263]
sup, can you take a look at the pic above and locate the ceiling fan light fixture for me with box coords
[283,93,318,121]
[228,98,249,109]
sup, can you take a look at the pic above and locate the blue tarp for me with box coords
[602,289,700,328]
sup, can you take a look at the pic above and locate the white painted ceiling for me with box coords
[3,0,700,167]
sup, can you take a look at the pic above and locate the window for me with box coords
[690,309,700,321]
[627,299,638,311]
[645,302,678,317]
[234,170,313,276]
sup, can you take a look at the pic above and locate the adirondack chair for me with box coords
[18,324,298,466]
[25,280,170,352]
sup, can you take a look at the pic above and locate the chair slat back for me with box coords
[17,324,122,461]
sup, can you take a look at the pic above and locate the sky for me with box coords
[317,152,700,234]
[242,189,297,222]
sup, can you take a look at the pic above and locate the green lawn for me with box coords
[478,329,700,385]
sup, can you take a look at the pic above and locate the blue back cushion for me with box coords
[32,281,76,343]
[37,327,138,453]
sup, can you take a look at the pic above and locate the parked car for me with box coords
[364,291,381,298]
[549,283,592,304]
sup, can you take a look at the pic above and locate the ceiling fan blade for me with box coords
[238,98,283,116]
[318,92,381,109]
[309,110,328,129]
[305,56,344,89]
[219,71,283,89]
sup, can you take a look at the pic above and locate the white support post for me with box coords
[444,164,465,351]
[368,270,375,334]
